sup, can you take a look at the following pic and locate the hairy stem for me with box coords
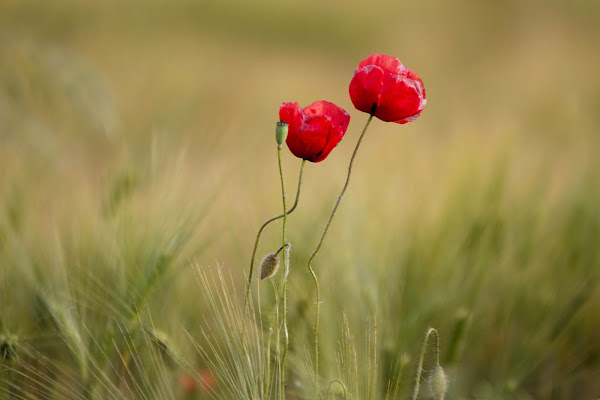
[277,145,289,399]
[308,114,374,399]
[242,159,306,327]
[411,328,440,400]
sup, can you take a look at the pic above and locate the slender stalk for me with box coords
[243,159,306,323]
[263,241,289,399]
[276,145,289,399]
[273,280,281,399]
[411,328,440,400]
[265,324,272,400]
[265,282,278,400]
[280,244,291,397]
[275,243,290,255]
[308,114,374,399]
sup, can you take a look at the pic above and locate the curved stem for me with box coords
[411,328,440,400]
[307,266,320,398]
[243,159,306,324]
[326,379,347,400]
[277,145,289,399]
[308,114,374,399]
[275,243,291,256]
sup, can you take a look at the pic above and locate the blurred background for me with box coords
[1,0,600,399]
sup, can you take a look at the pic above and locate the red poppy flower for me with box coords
[349,53,426,124]
[178,373,196,394]
[178,369,217,394]
[197,369,216,393]
[279,101,350,163]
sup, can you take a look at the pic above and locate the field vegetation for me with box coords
[1,0,600,398]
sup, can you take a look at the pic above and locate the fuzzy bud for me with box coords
[276,121,288,146]
[260,253,280,280]
[428,365,448,400]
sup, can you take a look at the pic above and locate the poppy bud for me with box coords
[276,121,288,146]
[260,253,280,280]
[428,365,448,400]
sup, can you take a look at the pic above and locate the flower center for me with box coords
[370,103,378,114]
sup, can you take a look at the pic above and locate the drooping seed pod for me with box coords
[260,253,280,280]
[428,365,448,400]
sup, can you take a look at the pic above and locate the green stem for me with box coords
[411,328,440,400]
[281,245,291,397]
[277,145,289,399]
[273,280,281,398]
[265,323,273,400]
[242,159,306,328]
[308,114,374,399]
[265,279,280,400]
[262,241,290,399]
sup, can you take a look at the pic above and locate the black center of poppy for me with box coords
[370,103,378,114]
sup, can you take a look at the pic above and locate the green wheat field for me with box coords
[1,0,600,399]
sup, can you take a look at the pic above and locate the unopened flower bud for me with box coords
[276,121,288,146]
[428,365,448,400]
[260,253,280,280]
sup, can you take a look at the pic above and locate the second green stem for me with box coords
[277,145,289,399]
[308,114,374,399]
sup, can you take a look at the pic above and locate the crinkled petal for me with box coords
[351,54,426,124]
[349,65,384,114]
[393,111,423,124]
[280,102,307,159]
[374,74,424,122]
[297,115,330,162]
[358,53,404,75]
[401,67,426,107]
[311,124,344,163]
[280,101,349,162]
[304,100,350,132]
[305,102,349,162]
[285,126,307,160]
[279,102,305,130]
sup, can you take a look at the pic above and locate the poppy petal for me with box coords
[311,126,343,163]
[304,100,350,132]
[279,102,305,130]
[281,102,308,159]
[285,127,306,160]
[393,111,423,124]
[349,65,385,115]
[350,54,426,124]
[299,115,331,162]
[374,74,424,122]
[358,54,404,75]
[280,101,349,162]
